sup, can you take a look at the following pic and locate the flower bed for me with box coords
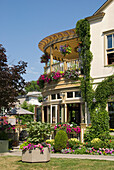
[54,123,81,135]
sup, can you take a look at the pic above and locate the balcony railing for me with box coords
[44,59,82,74]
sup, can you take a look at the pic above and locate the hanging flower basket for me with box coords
[59,44,72,56]
[77,42,82,53]
[40,53,50,63]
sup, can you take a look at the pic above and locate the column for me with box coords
[64,60,67,71]
[61,105,65,123]
[42,106,44,123]
[85,102,87,124]
[80,123,86,143]
[50,105,52,123]
[50,45,53,72]
[65,104,67,122]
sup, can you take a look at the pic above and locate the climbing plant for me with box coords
[76,19,94,110]
[95,75,114,109]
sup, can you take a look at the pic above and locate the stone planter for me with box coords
[0,140,9,153]
[22,147,50,163]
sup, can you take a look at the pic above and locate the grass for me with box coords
[0,156,114,170]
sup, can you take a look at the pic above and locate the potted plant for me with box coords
[20,121,53,163]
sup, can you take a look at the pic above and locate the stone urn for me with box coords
[22,147,50,163]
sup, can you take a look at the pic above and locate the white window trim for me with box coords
[104,30,114,66]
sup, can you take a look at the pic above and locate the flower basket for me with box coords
[40,53,50,63]
[59,44,72,56]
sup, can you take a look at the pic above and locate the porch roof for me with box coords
[38,28,80,61]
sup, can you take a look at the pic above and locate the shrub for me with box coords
[26,121,53,144]
[91,138,102,150]
[68,138,81,149]
[55,130,68,152]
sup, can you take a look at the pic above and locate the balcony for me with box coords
[44,59,82,74]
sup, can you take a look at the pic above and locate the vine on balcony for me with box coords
[76,19,94,110]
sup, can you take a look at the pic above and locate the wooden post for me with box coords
[50,46,53,72]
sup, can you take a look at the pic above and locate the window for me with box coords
[67,92,73,98]
[51,93,61,100]
[107,34,114,65]
[57,93,61,99]
[75,91,81,97]
[51,94,56,100]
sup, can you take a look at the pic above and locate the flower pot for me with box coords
[0,140,9,153]
[22,147,50,163]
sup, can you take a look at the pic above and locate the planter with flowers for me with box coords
[20,121,53,163]
[59,44,72,56]
[0,117,16,152]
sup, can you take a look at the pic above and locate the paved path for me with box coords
[0,148,114,161]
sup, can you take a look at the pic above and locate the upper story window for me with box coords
[51,93,61,100]
[51,94,56,100]
[67,92,73,98]
[75,91,81,97]
[106,33,114,65]
[67,91,81,99]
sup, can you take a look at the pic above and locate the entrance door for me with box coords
[51,105,57,124]
[67,103,81,125]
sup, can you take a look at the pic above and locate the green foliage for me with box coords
[91,138,102,150]
[55,130,68,152]
[26,121,53,144]
[76,19,94,111]
[19,141,29,150]
[19,114,33,125]
[95,75,114,109]
[21,101,28,110]
[84,106,110,142]
[38,95,43,102]
[25,81,41,92]
[21,101,35,113]
[68,138,81,149]
[28,104,35,113]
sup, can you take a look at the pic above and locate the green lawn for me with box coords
[0,156,114,170]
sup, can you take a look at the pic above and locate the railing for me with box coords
[44,59,82,74]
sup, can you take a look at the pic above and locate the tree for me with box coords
[0,44,27,112]
[25,81,41,92]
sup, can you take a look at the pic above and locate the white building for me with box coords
[37,0,114,129]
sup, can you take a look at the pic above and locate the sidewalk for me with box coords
[0,148,114,161]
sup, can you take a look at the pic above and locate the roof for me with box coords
[94,0,113,15]
[26,91,41,97]
[38,28,79,60]
[9,107,34,115]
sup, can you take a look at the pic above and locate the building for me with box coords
[38,0,114,128]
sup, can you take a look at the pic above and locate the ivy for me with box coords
[76,19,94,110]
[95,75,114,109]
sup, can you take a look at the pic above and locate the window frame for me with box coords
[104,30,114,66]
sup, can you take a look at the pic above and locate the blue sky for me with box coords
[0,0,106,82]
